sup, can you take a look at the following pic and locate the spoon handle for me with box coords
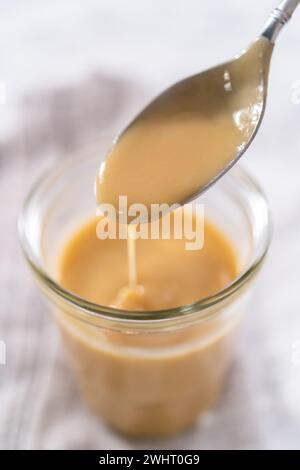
[262,0,300,43]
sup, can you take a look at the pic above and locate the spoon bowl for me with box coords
[96,0,299,216]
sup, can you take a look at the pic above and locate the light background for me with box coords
[0,0,300,450]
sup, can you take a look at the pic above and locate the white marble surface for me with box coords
[1,0,300,450]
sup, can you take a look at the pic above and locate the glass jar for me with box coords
[18,138,271,437]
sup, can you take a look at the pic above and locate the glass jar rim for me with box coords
[18,147,272,325]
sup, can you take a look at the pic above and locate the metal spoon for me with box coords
[98,0,299,211]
